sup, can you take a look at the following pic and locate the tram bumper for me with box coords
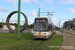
[33,35,49,39]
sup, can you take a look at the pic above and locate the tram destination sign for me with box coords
[36,20,45,22]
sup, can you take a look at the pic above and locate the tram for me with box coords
[33,17,54,39]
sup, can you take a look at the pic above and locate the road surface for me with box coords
[60,30,75,50]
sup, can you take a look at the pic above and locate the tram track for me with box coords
[44,33,55,50]
[32,40,44,50]
[32,33,55,50]
[18,40,35,50]
[18,40,45,50]
[18,33,55,50]
[18,40,44,50]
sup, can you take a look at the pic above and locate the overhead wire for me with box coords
[40,0,48,12]
[30,0,45,11]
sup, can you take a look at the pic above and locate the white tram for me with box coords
[33,17,54,39]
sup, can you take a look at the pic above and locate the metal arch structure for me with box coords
[6,11,28,33]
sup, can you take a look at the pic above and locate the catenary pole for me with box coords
[17,0,21,40]
[39,8,40,17]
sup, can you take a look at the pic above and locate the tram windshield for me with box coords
[34,19,47,31]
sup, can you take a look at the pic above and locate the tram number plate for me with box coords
[38,32,41,36]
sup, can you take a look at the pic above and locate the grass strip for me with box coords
[46,35,63,50]
[0,33,34,50]
[0,40,33,50]
[21,41,42,50]
[35,36,53,50]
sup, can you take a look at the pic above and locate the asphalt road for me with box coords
[60,30,75,50]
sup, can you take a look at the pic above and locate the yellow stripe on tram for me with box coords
[38,32,41,36]
[50,31,51,36]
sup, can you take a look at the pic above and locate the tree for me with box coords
[27,23,34,29]
[55,26,59,30]
[69,21,73,29]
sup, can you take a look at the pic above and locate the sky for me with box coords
[0,0,75,27]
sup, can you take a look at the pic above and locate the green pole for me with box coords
[17,0,21,40]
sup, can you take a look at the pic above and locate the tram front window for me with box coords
[34,19,47,31]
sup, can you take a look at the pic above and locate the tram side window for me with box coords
[48,24,52,31]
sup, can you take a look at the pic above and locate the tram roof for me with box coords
[35,17,48,19]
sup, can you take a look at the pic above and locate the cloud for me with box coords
[0,18,6,23]
[67,8,75,13]
[0,19,2,22]
[69,8,75,13]
[49,6,55,10]
[21,0,30,2]
[50,18,57,21]
[45,0,53,4]
[7,0,17,9]
[52,18,57,21]
[27,12,31,15]
[6,0,37,9]
[11,20,34,25]
[63,19,68,21]
[28,21,34,25]
[32,0,37,2]
[0,7,8,12]
[54,22,59,27]
[62,0,75,4]
[9,20,34,26]
[21,0,37,2]
[9,20,17,23]
[54,22,63,27]
[39,4,45,8]
[31,10,37,17]
[27,10,37,17]
[22,0,37,2]
[9,20,25,25]
[11,16,17,18]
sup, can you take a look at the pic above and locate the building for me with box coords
[63,18,75,30]
[63,21,69,29]
[0,25,15,30]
